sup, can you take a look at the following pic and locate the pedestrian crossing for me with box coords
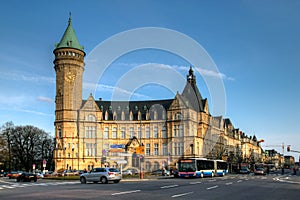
[0,181,79,190]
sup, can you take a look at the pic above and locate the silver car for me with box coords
[80,167,122,184]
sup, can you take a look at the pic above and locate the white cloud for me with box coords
[14,107,54,117]
[0,69,54,84]
[83,82,151,99]
[112,62,235,81]
[37,96,54,103]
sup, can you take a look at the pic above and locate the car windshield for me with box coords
[108,168,119,172]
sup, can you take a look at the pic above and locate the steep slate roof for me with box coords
[181,67,204,112]
[55,15,84,51]
[93,99,173,120]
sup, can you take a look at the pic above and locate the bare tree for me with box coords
[0,122,54,172]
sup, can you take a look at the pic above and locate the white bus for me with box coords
[178,158,214,178]
[178,158,228,178]
[214,160,228,176]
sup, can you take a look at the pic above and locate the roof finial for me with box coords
[68,12,72,24]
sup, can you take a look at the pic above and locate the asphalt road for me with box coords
[0,172,299,200]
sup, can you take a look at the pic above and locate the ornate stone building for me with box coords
[53,17,263,172]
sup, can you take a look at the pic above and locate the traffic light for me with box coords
[287,145,290,152]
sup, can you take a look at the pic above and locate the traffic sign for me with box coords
[118,153,132,156]
[117,160,127,164]
[110,144,125,148]
[136,146,145,155]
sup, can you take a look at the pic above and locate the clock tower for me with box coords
[53,15,85,171]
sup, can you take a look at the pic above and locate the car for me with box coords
[80,167,122,184]
[122,170,133,175]
[127,168,139,175]
[254,168,266,175]
[239,168,250,174]
[36,172,44,178]
[63,170,80,176]
[7,171,22,179]
[16,172,37,182]
[151,169,170,176]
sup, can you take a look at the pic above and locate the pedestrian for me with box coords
[281,167,284,175]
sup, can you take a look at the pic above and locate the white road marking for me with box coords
[160,185,178,189]
[206,185,218,190]
[172,192,194,198]
[225,182,233,185]
[190,181,202,185]
[208,179,216,182]
[237,180,242,183]
[111,190,141,196]
[160,185,179,189]
[2,185,15,189]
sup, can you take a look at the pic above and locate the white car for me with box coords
[80,167,122,184]
[122,170,133,175]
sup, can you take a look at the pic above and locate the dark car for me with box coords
[239,168,250,174]
[7,171,22,179]
[254,168,266,175]
[151,169,170,176]
[16,172,37,182]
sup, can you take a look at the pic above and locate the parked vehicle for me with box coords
[16,172,37,182]
[7,171,22,179]
[151,169,170,176]
[122,170,133,175]
[80,167,122,184]
[126,168,139,175]
[36,172,44,179]
[254,168,266,175]
[63,170,80,176]
[239,168,250,174]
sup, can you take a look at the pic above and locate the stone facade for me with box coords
[53,17,263,172]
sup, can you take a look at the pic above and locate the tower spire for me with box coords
[55,14,84,52]
[68,12,72,24]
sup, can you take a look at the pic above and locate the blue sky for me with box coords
[0,0,299,158]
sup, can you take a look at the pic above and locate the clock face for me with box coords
[65,72,76,82]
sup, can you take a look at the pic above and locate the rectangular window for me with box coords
[129,127,134,138]
[180,142,184,155]
[121,127,126,139]
[104,127,109,139]
[154,143,159,155]
[112,127,117,139]
[173,125,177,137]
[179,125,183,137]
[85,126,96,138]
[162,126,167,138]
[146,127,150,138]
[146,143,150,156]
[163,143,168,156]
[153,126,158,138]
[173,143,177,155]
[58,129,62,138]
[138,126,142,138]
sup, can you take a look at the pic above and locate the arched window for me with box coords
[87,114,96,122]
[121,111,125,121]
[174,112,183,120]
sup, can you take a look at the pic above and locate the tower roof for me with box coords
[55,14,84,51]
[181,66,204,112]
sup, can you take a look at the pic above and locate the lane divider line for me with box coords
[172,192,194,198]
[111,190,141,196]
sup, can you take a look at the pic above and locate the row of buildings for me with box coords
[53,17,266,173]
